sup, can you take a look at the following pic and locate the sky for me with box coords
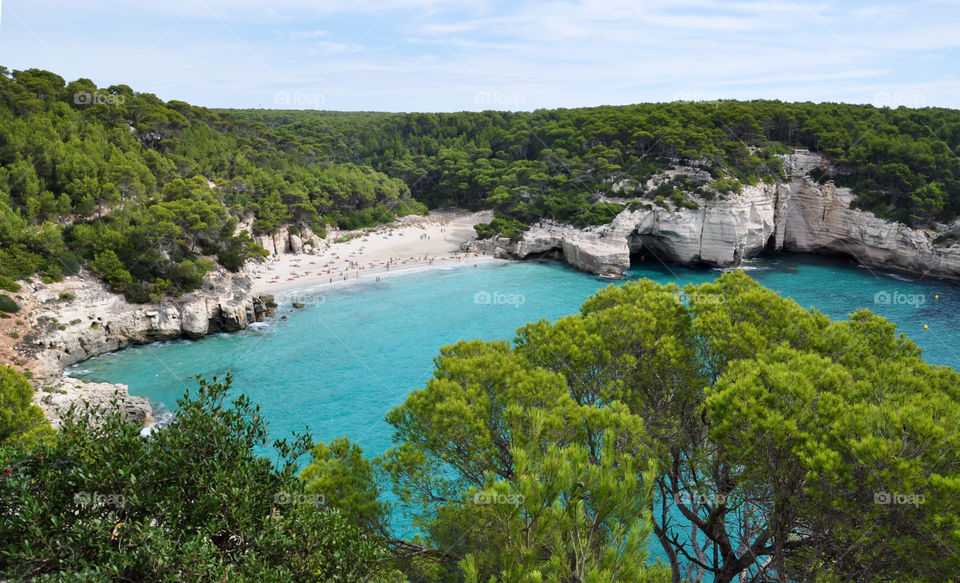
[0,0,958,112]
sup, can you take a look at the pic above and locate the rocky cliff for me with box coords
[15,267,273,428]
[471,153,960,279]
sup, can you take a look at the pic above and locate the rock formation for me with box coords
[35,377,153,430]
[19,267,274,427]
[472,153,960,280]
[252,225,325,256]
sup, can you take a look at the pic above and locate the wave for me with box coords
[64,368,93,376]
[883,272,916,283]
[714,265,769,272]
[141,406,176,437]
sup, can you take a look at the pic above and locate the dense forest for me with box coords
[235,101,960,238]
[3,66,960,302]
[3,272,958,581]
[0,67,425,303]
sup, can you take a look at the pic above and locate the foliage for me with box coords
[0,375,397,582]
[0,365,53,447]
[299,272,960,582]
[474,213,527,241]
[238,101,960,232]
[4,67,959,297]
[0,293,18,313]
[0,67,423,301]
[374,339,661,582]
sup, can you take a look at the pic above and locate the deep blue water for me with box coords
[72,253,959,454]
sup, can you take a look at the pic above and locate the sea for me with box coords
[69,253,959,567]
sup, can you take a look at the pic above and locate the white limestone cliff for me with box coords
[18,267,272,427]
[474,153,960,280]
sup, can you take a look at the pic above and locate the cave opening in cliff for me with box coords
[762,233,778,254]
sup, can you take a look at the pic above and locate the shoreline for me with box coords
[262,255,505,300]
[2,209,501,429]
[246,208,497,297]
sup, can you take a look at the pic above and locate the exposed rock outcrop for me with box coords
[36,377,153,429]
[17,267,274,427]
[252,225,325,256]
[473,153,960,280]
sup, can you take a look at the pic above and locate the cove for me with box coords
[71,254,959,454]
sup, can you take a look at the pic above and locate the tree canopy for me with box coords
[0,67,425,300]
[299,271,960,582]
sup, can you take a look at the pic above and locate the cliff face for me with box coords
[477,153,960,279]
[17,267,271,427]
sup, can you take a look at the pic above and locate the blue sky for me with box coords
[1,0,959,111]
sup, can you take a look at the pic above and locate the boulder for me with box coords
[34,377,153,430]
[290,234,303,253]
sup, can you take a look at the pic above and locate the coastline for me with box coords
[262,255,504,300]
[1,209,502,429]
[246,208,498,296]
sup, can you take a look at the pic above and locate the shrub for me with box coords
[0,365,53,447]
[0,375,396,581]
[0,294,19,313]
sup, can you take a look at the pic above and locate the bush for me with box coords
[474,214,527,242]
[0,274,20,292]
[0,294,19,313]
[0,365,53,447]
[0,375,396,582]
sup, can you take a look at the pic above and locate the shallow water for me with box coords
[72,253,960,455]
[70,253,959,568]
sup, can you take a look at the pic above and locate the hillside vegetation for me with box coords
[0,67,424,302]
[237,101,960,234]
[3,66,960,302]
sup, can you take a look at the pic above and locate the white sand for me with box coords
[248,209,504,298]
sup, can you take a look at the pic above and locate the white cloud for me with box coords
[289,29,330,39]
[0,0,957,110]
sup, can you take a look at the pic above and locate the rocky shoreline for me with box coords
[10,155,960,428]
[467,153,960,280]
[9,267,276,429]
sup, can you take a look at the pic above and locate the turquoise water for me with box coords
[72,254,959,455]
[68,253,959,571]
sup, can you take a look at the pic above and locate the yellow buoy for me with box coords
[923,324,928,330]
[935,295,940,300]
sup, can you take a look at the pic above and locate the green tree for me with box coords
[0,365,53,447]
[91,249,133,292]
[301,272,960,582]
[0,375,399,582]
[305,339,663,582]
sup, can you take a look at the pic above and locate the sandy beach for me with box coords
[247,209,504,299]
